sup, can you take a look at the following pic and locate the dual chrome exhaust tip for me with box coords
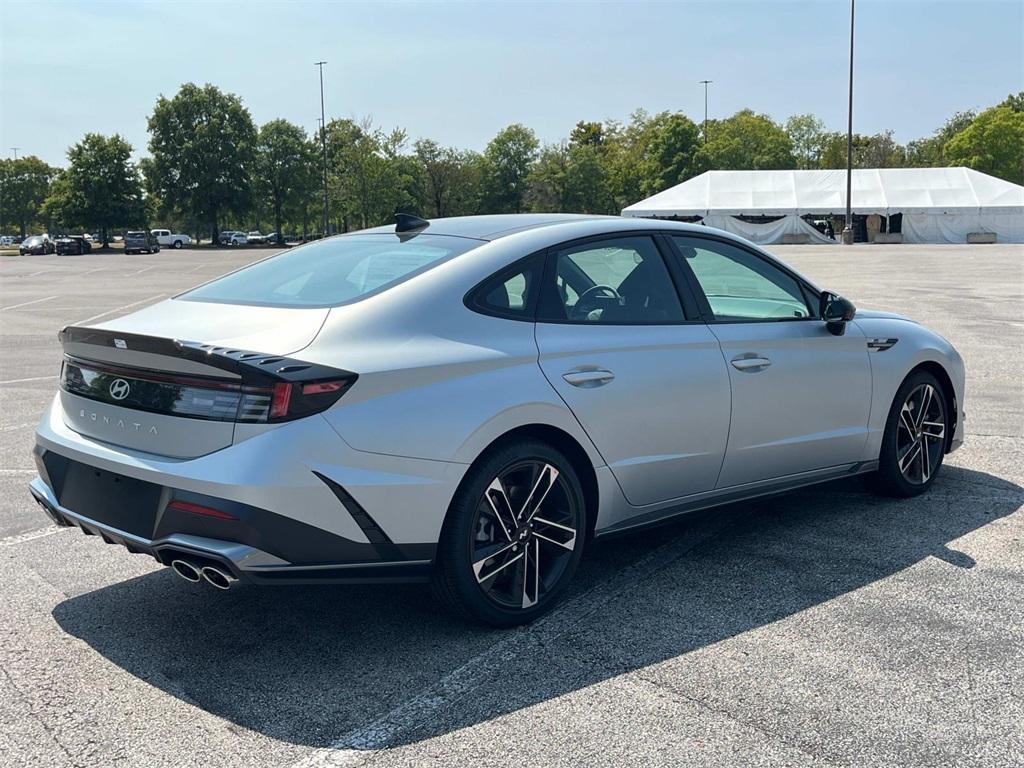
[169,558,236,590]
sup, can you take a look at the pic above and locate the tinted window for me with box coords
[672,236,811,321]
[181,234,480,307]
[540,236,684,324]
[469,253,544,319]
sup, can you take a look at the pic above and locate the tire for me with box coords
[869,370,948,497]
[431,438,587,627]
[173,240,182,249]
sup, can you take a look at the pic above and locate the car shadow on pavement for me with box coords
[52,466,1022,750]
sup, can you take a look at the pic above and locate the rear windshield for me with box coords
[126,231,146,238]
[179,233,481,307]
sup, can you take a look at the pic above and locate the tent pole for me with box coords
[842,0,856,244]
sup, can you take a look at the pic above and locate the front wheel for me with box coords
[870,370,948,497]
[173,240,182,249]
[432,439,586,627]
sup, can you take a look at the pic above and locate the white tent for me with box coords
[622,167,1024,244]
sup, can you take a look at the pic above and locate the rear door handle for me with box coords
[730,356,772,371]
[562,369,616,387]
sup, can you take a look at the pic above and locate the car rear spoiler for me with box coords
[58,325,355,387]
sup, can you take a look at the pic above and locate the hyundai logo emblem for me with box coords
[108,378,131,401]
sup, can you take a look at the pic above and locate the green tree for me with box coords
[42,133,145,246]
[479,124,539,213]
[905,110,976,167]
[254,119,317,242]
[415,138,476,218]
[146,83,257,244]
[638,111,701,195]
[785,114,827,170]
[944,105,1024,183]
[693,110,796,172]
[326,118,416,230]
[998,91,1024,112]
[569,121,605,148]
[601,111,651,210]
[0,156,57,237]
[818,131,872,169]
[858,130,907,168]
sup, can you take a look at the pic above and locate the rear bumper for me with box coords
[30,476,431,583]
[30,393,467,583]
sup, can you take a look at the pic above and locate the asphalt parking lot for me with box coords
[1,243,1022,768]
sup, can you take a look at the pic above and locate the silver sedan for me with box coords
[30,214,964,626]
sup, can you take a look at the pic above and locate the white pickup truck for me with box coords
[150,229,192,249]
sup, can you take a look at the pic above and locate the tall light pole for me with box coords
[699,81,712,144]
[315,61,329,237]
[842,0,856,244]
[10,147,20,160]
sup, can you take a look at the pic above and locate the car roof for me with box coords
[356,212,758,244]
[353,213,820,292]
[359,213,614,241]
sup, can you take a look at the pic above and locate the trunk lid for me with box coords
[58,299,337,458]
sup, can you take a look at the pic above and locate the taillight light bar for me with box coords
[61,355,356,425]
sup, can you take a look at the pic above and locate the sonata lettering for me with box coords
[79,409,158,435]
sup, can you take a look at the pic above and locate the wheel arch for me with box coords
[460,423,600,539]
[905,360,957,453]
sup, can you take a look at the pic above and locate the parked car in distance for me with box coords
[222,231,248,246]
[124,231,160,254]
[264,232,280,245]
[0,235,15,247]
[246,231,266,244]
[151,229,193,249]
[55,235,93,255]
[19,234,54,255]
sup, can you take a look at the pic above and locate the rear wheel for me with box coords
[870,370,948,497]
[432,439,586,627]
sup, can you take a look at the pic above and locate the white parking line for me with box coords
[27,270,52,277]
[1,295,57,311]
[290,515,735,768]
[73,293,166,325]
[0,526,68,547]
[0,422,36,432]
[78,267,107,277]
[0,375,57,385]
[129,265,159,276]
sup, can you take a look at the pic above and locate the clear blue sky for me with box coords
[2,0,1021,166]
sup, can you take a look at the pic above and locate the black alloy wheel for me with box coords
[433,439,586,626]
[871,370,948,497]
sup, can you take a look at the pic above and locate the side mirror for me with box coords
[819,291,856,336]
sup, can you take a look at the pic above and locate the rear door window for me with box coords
[540,236,685,324]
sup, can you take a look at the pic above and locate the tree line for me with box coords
[1,83,1021,244]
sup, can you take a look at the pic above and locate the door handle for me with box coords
[562,369,616,387]
[730,356,772,371]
